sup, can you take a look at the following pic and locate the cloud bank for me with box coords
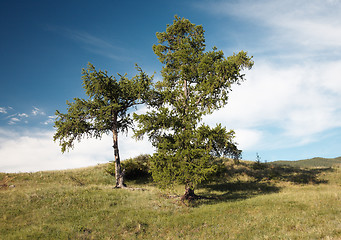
[203,60,341,150]
[0,128,154,173]
[202,0,341,55]
[199,0,341,159]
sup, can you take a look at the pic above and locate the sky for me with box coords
[1,0,341,172]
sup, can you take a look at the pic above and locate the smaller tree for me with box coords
[54,63,152,188]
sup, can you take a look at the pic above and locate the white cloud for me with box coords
[200,0,341,59]
[3,108,39,125]
[259,0,341,50]
[1,107,54,125]
[202,60,341,151]
[233,128,263,151]
[18,113,29,118]
[0,128,154,173]
[8,118,20,125]
[32,107,45,116]
[43,116,56,125]
[117,131,155,160]
[196,0,341,156]
[0,107,7,114]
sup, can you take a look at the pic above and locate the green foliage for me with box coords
[135,16,253,192]
[196,124,242,160]
[106,154,152,181]
[54,63,152,187]
[54,63,152,153]
[150,16,253,116]
[148,125,241,189]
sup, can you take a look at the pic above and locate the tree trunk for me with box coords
[112,115,126,188]
[181,183,197,201]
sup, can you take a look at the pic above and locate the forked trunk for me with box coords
[112,116,126,188]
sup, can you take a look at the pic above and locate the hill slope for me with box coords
[1,161,340,239]
[272,156,341,168]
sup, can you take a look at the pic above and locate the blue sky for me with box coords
[1,0,341,172]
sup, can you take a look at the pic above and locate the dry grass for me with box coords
[1,162,340,239]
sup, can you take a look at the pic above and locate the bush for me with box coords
[105,154,152,181]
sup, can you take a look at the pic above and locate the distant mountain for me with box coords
[272,156,341,168]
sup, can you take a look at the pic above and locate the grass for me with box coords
[1,161,341,239]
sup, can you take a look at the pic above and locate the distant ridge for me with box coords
[272,156,341,168]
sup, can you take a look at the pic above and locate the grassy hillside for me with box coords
[272,156,341,168]
[1,160,341,239]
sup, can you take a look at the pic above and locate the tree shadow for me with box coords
[242,163,332,184]
[192,163,333,206]
[197,181,280,205]
[125,176,153,185]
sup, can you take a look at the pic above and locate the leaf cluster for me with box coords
[149,124,241,188]
[135,16,253,189]
[152,16,253,116]
[54,63,153,153]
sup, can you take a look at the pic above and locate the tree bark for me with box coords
[181,183,197,201]
[112,114,126,188]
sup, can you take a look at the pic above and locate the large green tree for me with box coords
[134,16,253,199]
[54,63,152,188]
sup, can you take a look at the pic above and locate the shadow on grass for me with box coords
[192,163,333,206]
[125,176,153,185]
[243,163,332,184]
[198,181,280,204]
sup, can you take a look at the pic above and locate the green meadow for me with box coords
[1,158,340,239]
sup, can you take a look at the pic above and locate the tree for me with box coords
[54,63,152,188]
[134,16,253,199]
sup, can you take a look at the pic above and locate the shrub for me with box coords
[105,154,152,181]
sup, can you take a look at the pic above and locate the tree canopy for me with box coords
[54,63,152,187]
[134,16,253,198]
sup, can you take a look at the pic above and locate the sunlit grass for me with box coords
[1,162,340,239]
